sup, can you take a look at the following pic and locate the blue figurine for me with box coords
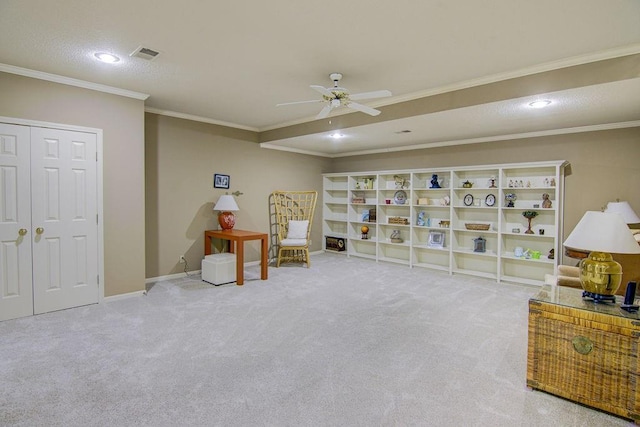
[417,211,426,226]
[430,174,441,188]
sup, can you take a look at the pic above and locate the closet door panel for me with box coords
[31,127,98,315]
[0,123,33,321]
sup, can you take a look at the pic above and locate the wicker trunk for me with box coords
[527,286,640,422]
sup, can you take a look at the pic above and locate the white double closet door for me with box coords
[0,123,98,321]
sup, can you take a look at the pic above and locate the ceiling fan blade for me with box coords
[276,99,324,107]
[310,85,334,98]
[347,102,381,116]
[315,104,332,119]
[349,90,392,101]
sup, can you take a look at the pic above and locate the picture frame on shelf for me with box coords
[428,231,445,248]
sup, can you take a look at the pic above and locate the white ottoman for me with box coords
[202,253,236,285]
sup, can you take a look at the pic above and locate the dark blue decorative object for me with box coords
[621,281,639,312]
[430,174,441,188]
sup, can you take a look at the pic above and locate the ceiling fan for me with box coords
[277,73,392,119]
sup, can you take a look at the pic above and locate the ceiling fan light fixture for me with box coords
[94,52,120,63]
[528,100,552,108]
[277,73,391,119]
[330,132,345,139]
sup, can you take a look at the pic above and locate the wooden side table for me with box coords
[204,229,268,286]
[528,285,640,422]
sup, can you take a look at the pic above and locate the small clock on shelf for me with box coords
[463,194,474,206]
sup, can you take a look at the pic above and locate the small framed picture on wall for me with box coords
[214,174,230,189]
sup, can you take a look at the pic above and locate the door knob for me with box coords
[36,227,44,235]
[18,228,27,236]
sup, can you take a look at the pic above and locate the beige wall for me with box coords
[4,71,637,291]
[145,113,332,278]
[0,72,146,297]
[331,127,640,263]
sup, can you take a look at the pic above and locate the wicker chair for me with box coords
[272,190,317,268]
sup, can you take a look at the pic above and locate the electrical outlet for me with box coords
[179,256,186,264]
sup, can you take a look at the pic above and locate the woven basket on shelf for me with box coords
[465,223,490,231]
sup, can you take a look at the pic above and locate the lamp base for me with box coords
[218,211,236,230]
[579,251,623,296]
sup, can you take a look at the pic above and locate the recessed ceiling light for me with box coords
[94,52,120,63]
[528,100,552,108]
[330,132,345,139]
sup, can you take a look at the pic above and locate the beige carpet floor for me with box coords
[0,253,632,426]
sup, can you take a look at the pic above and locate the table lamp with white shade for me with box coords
[604,200,640,225]
[563,211,640,299]
[214,195,239,230]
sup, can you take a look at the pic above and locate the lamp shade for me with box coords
[214,195,239,230]
[213,195,239,212]
[564,211,640,296]
[604,201,640,224]
[563,211,640,254]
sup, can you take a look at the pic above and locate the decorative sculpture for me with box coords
[522,210,539,234]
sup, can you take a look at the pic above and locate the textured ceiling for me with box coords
[1,0,639,156]
[262,79,640,157]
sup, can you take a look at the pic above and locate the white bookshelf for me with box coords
[322,160,567,286]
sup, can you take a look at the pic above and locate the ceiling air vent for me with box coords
[130,46,160,61]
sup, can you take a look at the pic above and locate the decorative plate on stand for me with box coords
[394,190,407,205]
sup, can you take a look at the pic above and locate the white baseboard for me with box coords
[104,290,147,302]
[145,252,323,284]
[146,270,202,284]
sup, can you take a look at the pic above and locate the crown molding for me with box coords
[0,63,149,100]
[368,44,640,107]
[261,120,640,158]
[259,143,332,158]
[144,108,258,132]
[332,121,640,158]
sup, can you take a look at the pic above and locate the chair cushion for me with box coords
[287,220,309,239]
[280,238,308,247]
[558,265,580,277]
